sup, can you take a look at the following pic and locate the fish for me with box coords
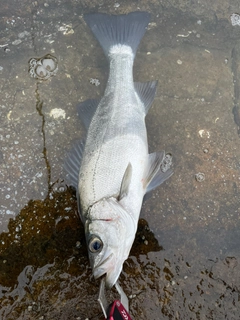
[64,11,173,288]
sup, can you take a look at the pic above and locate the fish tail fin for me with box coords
[83,11,150,57]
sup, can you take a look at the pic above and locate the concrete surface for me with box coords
[0,0,240,319]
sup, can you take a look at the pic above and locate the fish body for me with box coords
[65,12,173,288]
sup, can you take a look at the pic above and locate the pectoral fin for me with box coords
[118,163,132,201]
[143,152,173,194]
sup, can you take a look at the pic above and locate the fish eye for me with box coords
[88,236,103,253]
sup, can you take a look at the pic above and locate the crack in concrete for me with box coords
[29,6,53,196]
[35,83,52,195]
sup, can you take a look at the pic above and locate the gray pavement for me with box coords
[0,1,240,319]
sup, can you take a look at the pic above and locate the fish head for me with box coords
[85,197,136,288]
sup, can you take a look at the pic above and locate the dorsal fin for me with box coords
[77,99,99,130]
[118,163,132,201]
[134,81,158,114]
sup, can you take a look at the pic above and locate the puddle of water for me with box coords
[1,1,240,319]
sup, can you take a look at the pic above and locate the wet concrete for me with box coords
[1,0,240,319]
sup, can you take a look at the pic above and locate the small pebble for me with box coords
[18,31,30,39]
[89,78,100,86]
[76,241,81,248]
[195,172,205,182]
[161,153,173,172]
[58,186,65,192]
[12,39,22,45]
[231,13,240,26]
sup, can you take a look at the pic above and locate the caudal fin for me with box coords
[84,11,150,57]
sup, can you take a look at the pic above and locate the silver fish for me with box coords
[64,11,173,288]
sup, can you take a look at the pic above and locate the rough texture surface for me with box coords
[0,0,240,319]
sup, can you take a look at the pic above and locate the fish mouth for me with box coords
[93,252,122,289]
[93,252,114,279]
